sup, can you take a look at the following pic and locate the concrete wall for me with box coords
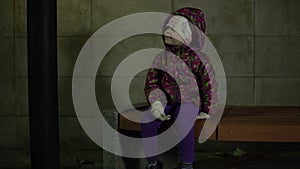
[0,0,299,168]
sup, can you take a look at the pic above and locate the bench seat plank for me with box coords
[218,106,300,142]
[119,106,300,142]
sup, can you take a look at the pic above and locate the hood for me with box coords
[162,7,206,54]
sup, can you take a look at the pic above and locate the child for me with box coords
[142,7,217,169]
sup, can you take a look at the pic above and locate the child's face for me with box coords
[164,27,184,45]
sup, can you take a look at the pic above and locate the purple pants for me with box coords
[141,103,198,163]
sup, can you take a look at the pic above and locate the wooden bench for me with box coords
[119,105,300,142]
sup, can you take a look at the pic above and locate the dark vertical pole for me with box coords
[27,0,59,169]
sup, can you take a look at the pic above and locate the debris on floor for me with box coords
[231,147,247,157]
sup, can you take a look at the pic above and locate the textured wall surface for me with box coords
[0,0,299,168]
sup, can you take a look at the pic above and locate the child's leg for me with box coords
[178,126,194,163]
[173,103,198,163]
[141,111,162,161]
[141,105,174,161]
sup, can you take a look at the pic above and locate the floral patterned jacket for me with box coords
[144,7,218,114]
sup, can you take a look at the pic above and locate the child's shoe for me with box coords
[173,162,193,169]
[146,159,163,169]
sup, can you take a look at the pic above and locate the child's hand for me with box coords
[151,101,171,121]
[151,109,171,121]
[196,112,210,120]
